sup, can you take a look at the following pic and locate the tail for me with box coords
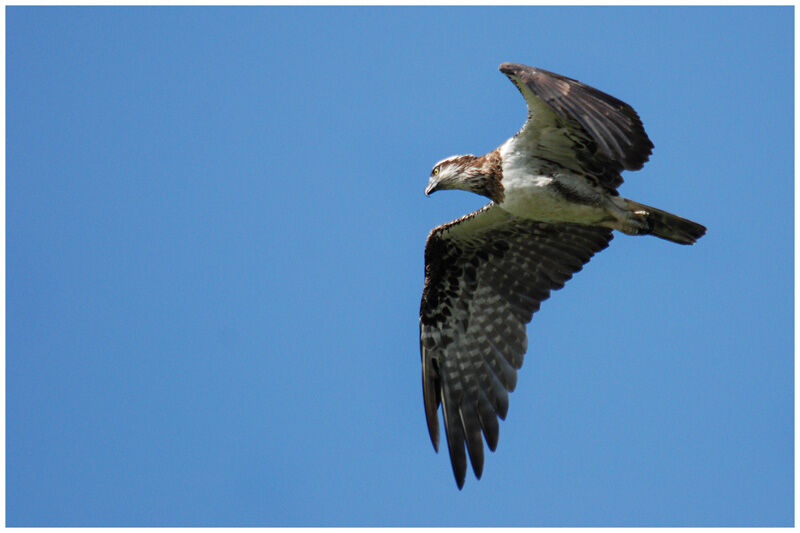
[623,199,707,245]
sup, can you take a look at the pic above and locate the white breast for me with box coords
[497,138,610,225]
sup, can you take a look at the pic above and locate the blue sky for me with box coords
[6,6,793,527]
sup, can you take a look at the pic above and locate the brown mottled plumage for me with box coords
[473,150,504,203]
[420,63,706,489]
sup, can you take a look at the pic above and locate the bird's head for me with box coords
[425,155,478,196]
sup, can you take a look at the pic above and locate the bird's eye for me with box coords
[433,167,440,176]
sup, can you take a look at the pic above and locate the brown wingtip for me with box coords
[422,350,442,452]
[499,62,522,76]
[454,471,465,490]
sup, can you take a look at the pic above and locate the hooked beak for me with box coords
[425,178,440,196]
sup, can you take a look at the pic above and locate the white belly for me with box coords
[499,175,605,224]
[498,142,611,225]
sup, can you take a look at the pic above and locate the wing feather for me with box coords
[420,204,613,488]
[440,381,468,489]
[498,63,654,192]
[476,386,500,451]
[459,400,485,479]
[421,346,441,451]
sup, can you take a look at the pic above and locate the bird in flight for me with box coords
[420,63,706,489]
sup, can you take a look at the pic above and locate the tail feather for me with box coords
[624,199,706,245]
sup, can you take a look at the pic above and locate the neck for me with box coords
[466,150,504,203]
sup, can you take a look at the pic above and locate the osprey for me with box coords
[420,63,705,489]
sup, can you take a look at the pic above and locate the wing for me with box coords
[420,204,613,488]
[499,63,654,192]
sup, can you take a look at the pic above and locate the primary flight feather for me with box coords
[420,63,706,489]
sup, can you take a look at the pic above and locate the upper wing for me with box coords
[420,204,613,488]
[499,63,654,192]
